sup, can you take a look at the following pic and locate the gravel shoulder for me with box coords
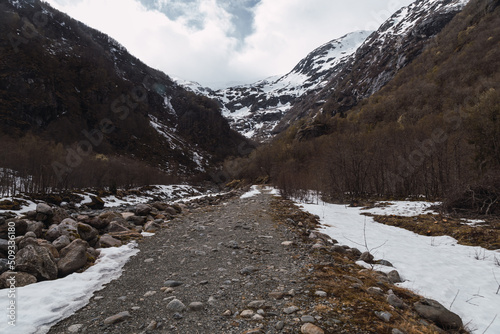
[48,189,460,334]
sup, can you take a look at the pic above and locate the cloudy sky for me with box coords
[45,0,414,88]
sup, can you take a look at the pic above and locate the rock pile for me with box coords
[0,200,185,288]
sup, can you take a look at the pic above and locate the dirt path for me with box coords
[48,189,321,334]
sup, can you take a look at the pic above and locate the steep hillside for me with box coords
[0,0,249,190]
[234,0,500,209]
[181,31,372,141]
[275,0,471,133]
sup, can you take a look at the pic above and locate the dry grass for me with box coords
[368,213,500,250]
[271,198,469,334]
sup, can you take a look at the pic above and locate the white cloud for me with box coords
[45,0,414,88]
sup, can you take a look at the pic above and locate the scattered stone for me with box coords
[166,299,186,312]
[414,298,463,330]
[275,321,285,330]
[36,203,53,217]
[146,320,158,331]
[243,329,263,334]
[375,311,392,322]
[222,310,232,316]
[98,234,122,248]
[388,270,403,283]
[301,323,325,334]
[164,280,183,287]
[136,204,152,216]
[240,266,257,275]
[173,312,183,320]
[188,302,204,311]
[247,300,266,309]
[301,315,315,323]
[376,259,393,267]
[269,291,285,299]
[387,294,405,309]
[392,329,406,334]
[67,324,83,333]
[331,245,347,254]
[144,291,157,297]
[283,306,299,314]
[314,290,327,297]
[252,314,264,321]
[281,241,293,246]
[367,287,384,296]
[103,311,131,325]
[240,309,254,318]
[359,251,374,263]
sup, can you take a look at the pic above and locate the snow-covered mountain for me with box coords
[181,31,372,141]
[181,0,470,141]
[280,0,471,132]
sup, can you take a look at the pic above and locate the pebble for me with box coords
[103,311,131,325]
[247,300,266,308]
[252,314,264,321]
[300,323,324,334]
[144,258,154,263]
[188,302,204,311]
[167,299,186,312]
[144,291,157,297]
[314,290,327,297]
[281,241,293,246]
[275,320,285,330]
[387,294,405,309]
[241,309,255,318]
[161,287,175,293]
[269,291,285,299]
[173,312,183,320]
[146,320,158,330]
[283,306,299,314]
[375,311,392,322]
[222,309,232,316]
[367,287,384,296]
[301,315,315,323]
[67,324,83,333]
[164,280,183,287]
[240,266,257,275]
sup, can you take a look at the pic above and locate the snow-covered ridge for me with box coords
[179,31,372,141]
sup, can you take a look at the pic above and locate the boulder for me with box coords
[0,259,9,275]
[58,239,89,277]
[360,251,374,263]
[0,271,37,288]
[7,219,28,236]
[135,203,152,216]
[18,236,39,249]
[27,220,44,237]
[46,224,61,241]
[15,243,58,280]
[414,298,463,330]
[144,220,161,233]
[0,239,11,255]
[87,196,104,210]
[85,217,109,230]
[152,202,169,211]
[108,230,143,240]
[77,223,98,241]
[99,211,123,222]
[108,221,130,233]
[164,206,178,216]
[388,270,403,283]
[39,240,59,259]
[51,207,70,224]
[98,234,122,248]
[58,218,80,241]
[52,235,71,250]
[36,203,53,216]
[126,215,146,226]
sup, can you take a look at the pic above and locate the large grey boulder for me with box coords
[0,271,37,288]
[52,235,71,250]
[77,222,98,241]
[58,239,89,277]
[36,203,53,216]
[15,243,58,280]
[97,234,121,248]
[414,298,463,330]
[135,203,152,216]
[27,220,44,237]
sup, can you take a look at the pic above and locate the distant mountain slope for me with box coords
[181,31,372,141]
[0,0,249,180]
[281,0,471,131]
